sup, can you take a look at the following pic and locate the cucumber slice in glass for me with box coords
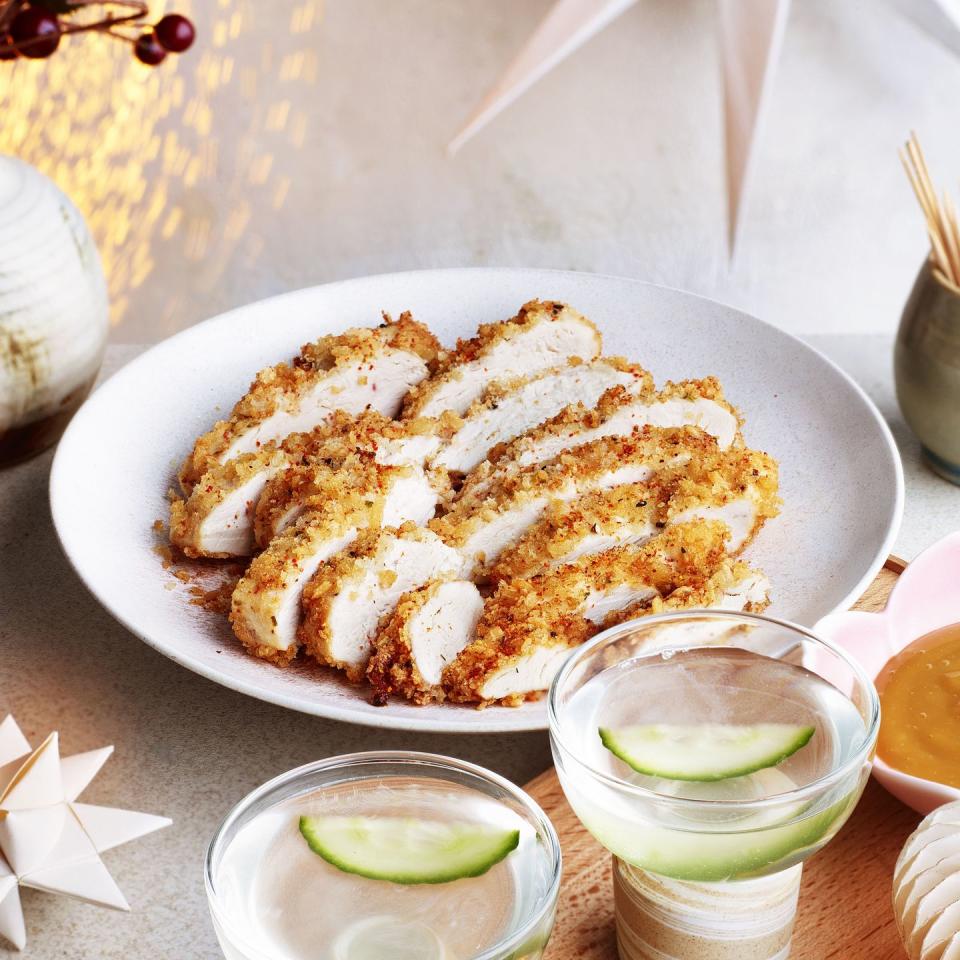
[599,722,815,781]
[298,815,520,884]
[333,916,448,960]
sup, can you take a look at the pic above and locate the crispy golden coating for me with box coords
[400,300,601,419]
[169,410,403,559]
[255,413,447,548]
[487,447,779,583]
[169,446,289,558]
[458,378,742,504]
[229,461,401,662]
[180,313,440,492]
[365,577,474,706]
[432,427,719,581]
[441,522,735,705]
[299,522,463,681]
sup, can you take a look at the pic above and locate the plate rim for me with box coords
[49,267,905,733]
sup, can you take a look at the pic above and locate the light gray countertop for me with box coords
[1,336,957,958]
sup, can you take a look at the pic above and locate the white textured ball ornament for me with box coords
[0,155,108,463]
[894,801,960,960]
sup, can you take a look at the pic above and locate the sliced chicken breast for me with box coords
[367,579,484,705]
[429,357,650,475]
[170,410,438,559]
[229,462,438,661]
[255,449,445,547]
[169,447,289,558]
[458,379,741,504]
[465,562,770,706]
[179,313,439,492]
[300,524,467,680]
[488,448,779,583]
[431,427,718,580]
[442,522,768,705]
[401,301,601,419]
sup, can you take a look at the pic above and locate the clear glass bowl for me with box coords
[548,610,880,883]
[205,751,562,960]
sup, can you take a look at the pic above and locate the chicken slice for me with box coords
[367,579,484,705]
[170,410,439,559]
[488,447,780,583]
[169,447,289,559]
[300,523,467,680]
[458,378,741,504]
[253,414,446,546]
[441,522,769,705]
[179,312,439,492]
[401,300,601,419]
[255,460,443,547]
[428,357,651,476]
[431,427,718,580]
[229,462,438,662]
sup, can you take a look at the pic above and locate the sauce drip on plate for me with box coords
[877,623,960,788]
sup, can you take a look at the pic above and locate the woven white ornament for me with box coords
[893,800,960,960]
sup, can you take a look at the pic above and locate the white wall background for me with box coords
[6,0,959,341]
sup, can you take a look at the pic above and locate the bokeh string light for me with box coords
[0,0,322,333]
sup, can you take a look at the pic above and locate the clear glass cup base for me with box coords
[613,858,802,960]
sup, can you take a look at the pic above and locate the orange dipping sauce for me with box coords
[877,623,960,788]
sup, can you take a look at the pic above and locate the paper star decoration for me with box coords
[0,715,172,951]
[449,0,960,250]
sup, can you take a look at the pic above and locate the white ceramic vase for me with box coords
[0,155,108,465]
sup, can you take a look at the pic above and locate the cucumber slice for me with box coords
[577,790,856,882]
[333,916,448,960]
[599,722,815,781]
[298,815,520,884]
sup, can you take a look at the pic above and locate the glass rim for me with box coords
[204,750,562,960]
[547,608,881,813]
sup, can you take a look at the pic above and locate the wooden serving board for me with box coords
[527,559,916,960]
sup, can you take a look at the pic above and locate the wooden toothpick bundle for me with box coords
[901,133,960,294]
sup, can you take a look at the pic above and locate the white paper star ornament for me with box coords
[0,715,172,951]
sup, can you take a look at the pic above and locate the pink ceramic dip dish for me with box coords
[815,531,960,815]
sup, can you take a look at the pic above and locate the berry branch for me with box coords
[0,1,195,65]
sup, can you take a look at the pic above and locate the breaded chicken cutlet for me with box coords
[167,299,782,715]
[431,426,720,580]
[170,410,441,559]
[487,447,780,583]
[401,300,601,419]
[368,522,770,707]
[457,378,742,504]
[229,459,439,662]
[179,313,440,493]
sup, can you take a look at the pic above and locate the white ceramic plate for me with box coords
[50,269,903,733]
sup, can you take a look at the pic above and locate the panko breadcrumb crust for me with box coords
[253,415,448,548]
[458,378,742,504]
[441,522,766,706]
[179,313,440,492]
[366,577,462,706]
[169,446,289,558]
[168,300,783,713]
[228,460,401,663]
[299,522,459,681]
[487,447,780,583]
[400,300,601,419]
[429,357,653,477]
[432,427,720,580]
[170,409,401,558]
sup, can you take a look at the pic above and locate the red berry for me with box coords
[134,32,166,66]
[154,14,194,53]
[10,8,60,59]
